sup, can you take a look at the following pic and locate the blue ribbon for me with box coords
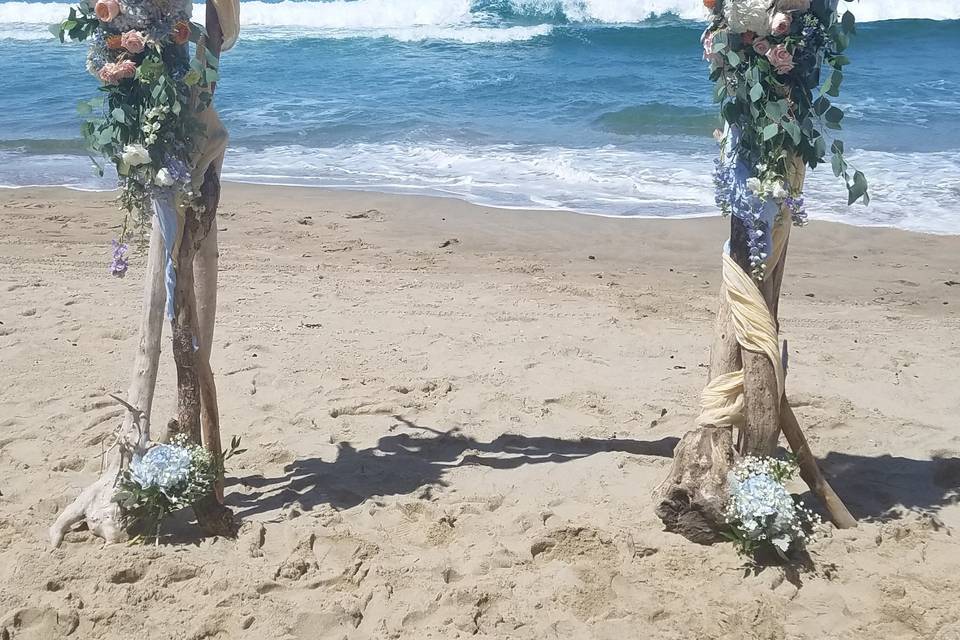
[152,192,179,320]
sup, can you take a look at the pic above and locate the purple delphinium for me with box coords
[110,239,129,278]
[163,154,191,184]
[786,195,808,226]
[714,154,771,280]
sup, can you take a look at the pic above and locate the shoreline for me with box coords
[3,181,959,238]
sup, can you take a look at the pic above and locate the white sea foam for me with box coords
[3,142,958,233]
[3,0,958,43]
[217,142,960,234]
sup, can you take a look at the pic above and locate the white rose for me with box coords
[746,177,762,193]
[121,143,151,167]
[772,183,789,199]
[154,168,175,187]
[724,0,773,36]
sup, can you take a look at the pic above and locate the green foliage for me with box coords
[114,436,244,544]
[52,5,99,43]
[708,0,869,205]
[54,4,220,241]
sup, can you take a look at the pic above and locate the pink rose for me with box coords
[741,31,756,45]
[97,60,136,84]
[94,0,120,23]
[702,30,716,63]
[98,62,119,84]
[753,39,771,56]
[120,30,145,54]
[115,59,137,80]
[766,44,795,75]
[770,12,792,37]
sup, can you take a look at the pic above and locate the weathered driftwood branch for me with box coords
[51,3,233,544]
[653,425,736,544]
[169,164,236,537]
[49,224,166,547]
[781,398,857,528]
[730,216,783,457]
[656,155,855,540]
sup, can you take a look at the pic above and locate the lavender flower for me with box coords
[162,154,191,184]
[109,239,129,278]
[786,195,808,226]
[713,152,771,280]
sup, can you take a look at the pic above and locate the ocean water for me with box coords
[1,0,959,233]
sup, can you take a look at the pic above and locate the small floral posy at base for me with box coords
[114,434,244,544]
[724,455,823,560]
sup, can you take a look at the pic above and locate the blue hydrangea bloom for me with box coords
[129,444,192,491]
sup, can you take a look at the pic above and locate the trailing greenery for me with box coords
[53,0,218,259]
[707,0,868,206]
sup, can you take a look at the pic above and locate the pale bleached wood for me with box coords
[708,283,742,382]
[781,398,857,528]
[49,224,166,546]
[653,426,736,544]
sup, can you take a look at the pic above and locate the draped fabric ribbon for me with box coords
[696,156,802,430]
[157,0,239,319]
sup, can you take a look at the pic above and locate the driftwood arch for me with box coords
[51,0,859,548]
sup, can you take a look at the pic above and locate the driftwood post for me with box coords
[655,158,856,542]
[167,2,235,535]
[50,1,236,545]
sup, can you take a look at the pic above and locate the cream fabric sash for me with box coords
[210,0,241,51]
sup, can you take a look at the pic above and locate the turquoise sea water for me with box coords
[1,0,959,232]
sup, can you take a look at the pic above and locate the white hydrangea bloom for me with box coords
[121,143,151,167]
[129,444,192,490]
[725,456,820,556]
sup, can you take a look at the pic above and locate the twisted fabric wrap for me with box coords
[697,156,803,430]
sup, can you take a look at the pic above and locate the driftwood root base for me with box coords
[653,426,736,544]
[49,473,127,547]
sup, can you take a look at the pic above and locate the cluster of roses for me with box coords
[704,0,813,75]
[91,0,190,85]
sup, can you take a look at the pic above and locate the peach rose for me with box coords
[120,30,145,54]
[98,62,119,84]
[770,12,792,37]
[94,0,120,23]
[171,21,190,46]
[105,34,122,49]
[766,44,795,74]
[753,39,771,56]
[115,59,137,80]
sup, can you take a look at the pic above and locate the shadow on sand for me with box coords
[225,416,959,523]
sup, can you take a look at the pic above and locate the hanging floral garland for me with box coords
[54,0,219,276]
[704,0,868,279]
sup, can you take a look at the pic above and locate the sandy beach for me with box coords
[1,184,959,639]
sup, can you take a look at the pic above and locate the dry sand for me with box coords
[1,184,959,639]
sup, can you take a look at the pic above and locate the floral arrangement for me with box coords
[724,456,821,559]
[54,0,218,270]
[114,434,244,543]
[703,0,867,279]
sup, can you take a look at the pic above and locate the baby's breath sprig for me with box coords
[723,455,823,560]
